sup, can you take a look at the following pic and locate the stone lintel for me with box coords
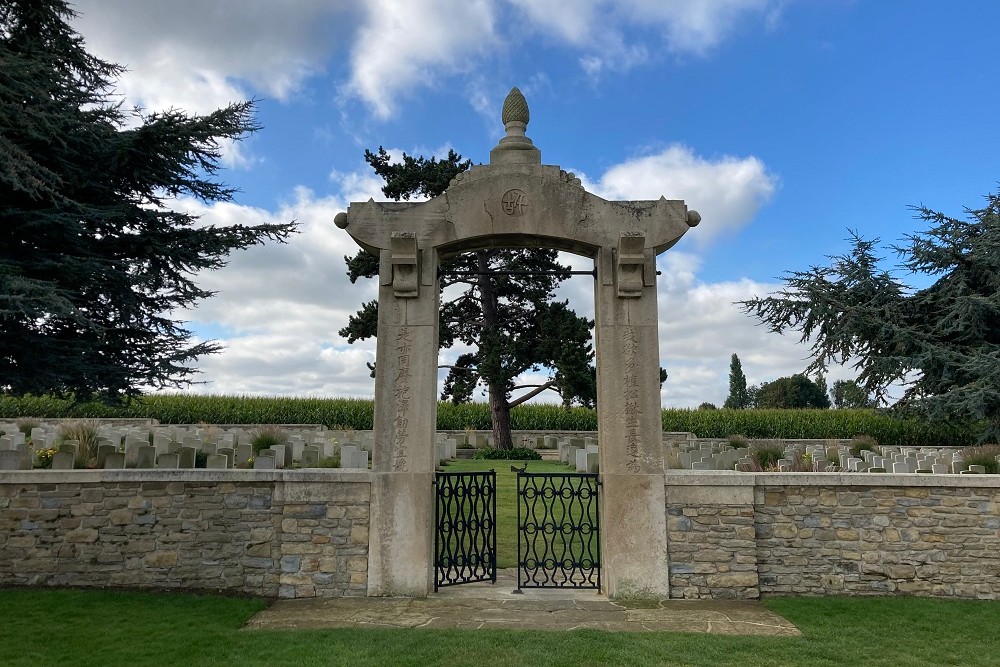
[339,167,692,257]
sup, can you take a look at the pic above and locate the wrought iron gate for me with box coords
[515,470,601,590]
[433,471,497,590]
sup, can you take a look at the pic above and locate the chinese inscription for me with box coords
[622,326,642,473]
[392,326,413,472]
[501,189,527,216]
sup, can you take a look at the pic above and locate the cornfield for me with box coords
[0,395,976,448]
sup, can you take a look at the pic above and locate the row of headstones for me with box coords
[558,437,599,473]
[666,435,990,475]
[0,423,376,470]
[435,437,459,465]
[727,443,983,474]
[828,445,977,474]
[681,446,748,471]
[0,423,360,450]
[0,439,376,471]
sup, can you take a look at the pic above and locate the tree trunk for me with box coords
[477,251,515,449]
[488,378,514,450]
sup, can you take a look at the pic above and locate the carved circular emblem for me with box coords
[501,189,528,216]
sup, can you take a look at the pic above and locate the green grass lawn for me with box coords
[440,458,575,568]
[2,589,1000,666]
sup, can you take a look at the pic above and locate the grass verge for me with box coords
[2,589,1000,666]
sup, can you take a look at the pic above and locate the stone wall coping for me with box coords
[664,470,1000,488]
[0,469,373,484]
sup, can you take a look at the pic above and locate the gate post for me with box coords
[594,243,670,599]
[366,245,440,596]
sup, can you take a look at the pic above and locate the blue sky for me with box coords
[71,1,1000,407]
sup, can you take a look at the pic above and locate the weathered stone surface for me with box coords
[666,472,1000,600]
[0,472,370,599]
[337,88,696,600]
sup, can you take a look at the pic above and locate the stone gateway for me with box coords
[335,88,700,598]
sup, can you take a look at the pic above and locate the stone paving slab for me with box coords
[245,595,799,636]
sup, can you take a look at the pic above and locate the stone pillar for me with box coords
[594,243,670,598]
[367,245,439,596]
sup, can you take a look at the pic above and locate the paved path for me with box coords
[246,570,799,636]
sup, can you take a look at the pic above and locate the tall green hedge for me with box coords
[0,395,976,447]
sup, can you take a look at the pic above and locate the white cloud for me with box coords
[346,0,497,119]
[509,0,781,76]
[578,144,778,245]
[70,0,784,124]
[167,187,379,397]
[657,263,867,408]
[71,1,352,166]
[550,251,859,409]
[622,0,775,55]
[72,0,347,111]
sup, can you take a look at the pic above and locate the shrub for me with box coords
[473,447,541,461]
[16,419,41,439]
[197,423,222,444]
[726,434,749,449]
[249,425,288,454]
[849,434,880,457]
[698,402,718,411]
[54,420,100,468]
[960,445,1000,474]
[750,442,785,470]
[737,448,813,473]
[310,455,341,468]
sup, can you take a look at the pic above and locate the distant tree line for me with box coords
[713,353,875,411]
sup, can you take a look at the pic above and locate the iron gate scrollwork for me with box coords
[434,471,497,590]
[516,470,601,590]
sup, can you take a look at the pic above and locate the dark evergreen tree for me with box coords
[742,191,1000,441]
[831,379,876,409]
[814,372,828,403]
[0,0,295,401]
[755,374,831,409]
[723,353,750,409]
[339,147,596,448]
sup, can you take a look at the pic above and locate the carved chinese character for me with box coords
[500,189,528,216]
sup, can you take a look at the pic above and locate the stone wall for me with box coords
[0,470,370,599]
[665,472,1000,600]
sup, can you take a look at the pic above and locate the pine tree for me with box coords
[814,372,829,403]
[742,190,1000,441]
[0,0,296,401]
[339,148,596,448]
[723,353,750,409]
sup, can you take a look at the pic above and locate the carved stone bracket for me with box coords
[390,232,419,298]
[616,232,647,298]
